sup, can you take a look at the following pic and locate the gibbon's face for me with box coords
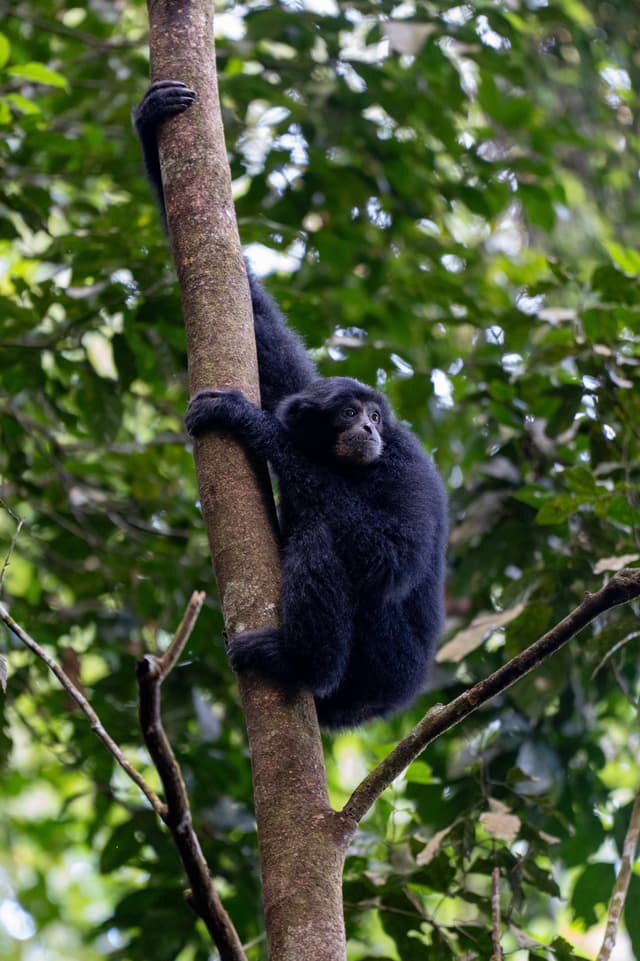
[276,377,391,466]
[332,397,384,465]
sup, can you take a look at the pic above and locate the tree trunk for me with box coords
[143,2,351,957]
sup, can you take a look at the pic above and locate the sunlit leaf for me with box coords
[8,61,68,88]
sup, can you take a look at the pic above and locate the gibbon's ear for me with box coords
[276,394,313,426]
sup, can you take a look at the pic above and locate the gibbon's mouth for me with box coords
[335,431,383,464]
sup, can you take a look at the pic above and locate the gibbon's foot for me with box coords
[226,628,285,675]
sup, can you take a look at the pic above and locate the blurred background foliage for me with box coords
[0,0,639,958]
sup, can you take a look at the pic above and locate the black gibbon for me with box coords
[134,81,447,728]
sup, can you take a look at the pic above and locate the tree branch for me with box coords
[596,786,640,961]
[0,587,246,958]
[491,865,502,961]
[137,591,248,961]
[0,601,165,817]
[0,496,24,588]
[157,588,205,676]
[342,568,640,824]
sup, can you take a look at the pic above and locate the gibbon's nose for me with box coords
[362,423,372,434]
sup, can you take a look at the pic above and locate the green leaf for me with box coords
[550,935,590,960]
[8,61,68,88]
[99,819,144,874]
[519,183,556,231]
[605,241,640,276]
[506,603,552,649]
[478,75,535,129]
[112,333,138,388]
[523,858,561,898]
[378,889,426,959]
[535,495,581,526]
[6,92,41,115]
[581,307,617,343]
[404,760,434,784]
[0,33,10,69]
[564,465,597,496]
[570,862,614,927]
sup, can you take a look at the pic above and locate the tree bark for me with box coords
[143,2,349,958]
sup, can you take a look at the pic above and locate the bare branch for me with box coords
[491,866,502,961]
[137,591,247,961]
[0,601,165,817]
[596,786,640,961]
[342,568,640,824]
[0,590,244,958]
[157,589,205,677]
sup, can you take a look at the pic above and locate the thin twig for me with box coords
[596,787,640,961]
[157,589,205,676]
[592,630,640,679]
[341,568,640,824]
[491,865,502,961]
[137,591,247,961]
[0,497,24,588]
[0,601,165,817]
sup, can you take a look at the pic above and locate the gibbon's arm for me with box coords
[133,80,317,412]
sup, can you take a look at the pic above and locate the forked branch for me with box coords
[1,593,246,961]
[137,591,248,961]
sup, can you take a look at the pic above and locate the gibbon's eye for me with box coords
[370,410,381,424]
[343,407,357,418]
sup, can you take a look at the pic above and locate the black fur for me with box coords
[135,81,448,728]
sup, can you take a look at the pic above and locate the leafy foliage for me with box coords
[1,1,639,959]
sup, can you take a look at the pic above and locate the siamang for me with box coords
[134,81,448,728]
